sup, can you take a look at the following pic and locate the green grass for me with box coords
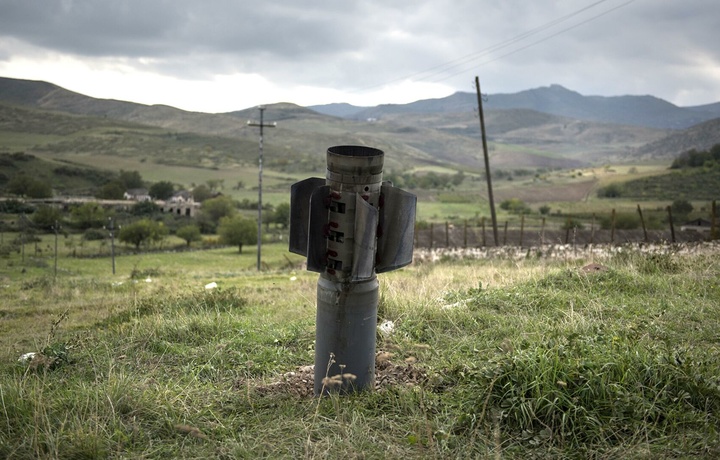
[1,241,720,458]
[616,167,720,201]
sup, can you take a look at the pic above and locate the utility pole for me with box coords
[475,77,499,246]
[247,106,277,271]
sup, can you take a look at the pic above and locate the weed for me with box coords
[129,265,162,279]
[20,275,54,290]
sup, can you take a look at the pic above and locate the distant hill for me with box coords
[633,117,720,160]
[686,102,720,117]
[0,75,716,179]
[0,76,142,118]
[306,102,369,119]
[311,85,718,130]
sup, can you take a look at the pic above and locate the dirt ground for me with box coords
[244,353,428,398]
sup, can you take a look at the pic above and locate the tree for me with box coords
[671,199,693,220]
[206,179,224,193]
[499,198,530,214]
[7,174,52,198]
[191,184,213,202]
[451,170,465,186]
[119,218,168,249]
[32,205,63,232]
[273,202,291,229]
[118,170,144,189]
[176,224,202,247]
[97,181,125,199]
[200,196,237,224]
[218,215,256,253]
[597,183,622,198]
[131,201,161,216]
[149,181,175,200]
[71,202,108,230]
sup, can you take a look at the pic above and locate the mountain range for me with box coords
[310,84,720,130]
[1,76,719,177]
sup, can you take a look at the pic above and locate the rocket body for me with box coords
[290,145,416,394]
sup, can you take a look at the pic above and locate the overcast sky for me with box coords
[0,0,718,113]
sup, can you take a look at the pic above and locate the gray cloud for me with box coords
[0,0,718,105]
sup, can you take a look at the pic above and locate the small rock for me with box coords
[18,352,36,364]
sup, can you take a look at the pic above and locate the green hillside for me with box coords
[2,77,718,210]
[0,151,114,196]
[597,145,720,202]
[0,103,264,169]
[618,167,720,200]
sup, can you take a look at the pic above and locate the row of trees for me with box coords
[670,144,720,169]
[116,215,254,253]
[2,193,291,254]
[3,164,231,203]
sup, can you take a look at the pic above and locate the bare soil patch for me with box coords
[245,353,428,398]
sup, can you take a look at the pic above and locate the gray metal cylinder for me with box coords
[314,274,379,394]
[326,145,384,189]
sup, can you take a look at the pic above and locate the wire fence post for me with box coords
[667,206,675,243]
[637,204,648,243]
[711,200,717,241]
[463,220,468,248]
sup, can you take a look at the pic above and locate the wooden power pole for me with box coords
[475,77,499,246]
[247,107,277,271]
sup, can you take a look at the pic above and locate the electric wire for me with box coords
[355,0,634,92]
[429,0,635,84]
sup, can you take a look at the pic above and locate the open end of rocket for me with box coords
[327,145,384,179]
[327,145,383,158]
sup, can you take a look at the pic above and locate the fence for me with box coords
[415,203,718,249]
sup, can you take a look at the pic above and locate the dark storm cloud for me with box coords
[0,0,718,104]
[0,0,367,59]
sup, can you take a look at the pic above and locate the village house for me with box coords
[159,190,200,217]
[680,218,713,232]
[123,188,151,202]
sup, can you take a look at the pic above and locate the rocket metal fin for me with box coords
[352,193,378,281]
[306,185,331,273]
[376,183,416,273]
[289,177,325,257]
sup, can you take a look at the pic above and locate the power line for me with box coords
[355,0,634,92]
[429,0,636,84]
[392,0,614,84]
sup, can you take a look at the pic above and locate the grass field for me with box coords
[1,237,720,458]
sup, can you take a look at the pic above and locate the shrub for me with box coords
[83,228,107,241]
[562,218,584,230]
[671,199,693,218]
[499,198,530,214]
[119,218,168,249]
[176,224,202,247]
[597,183,622,198]
[600,212,640,230]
